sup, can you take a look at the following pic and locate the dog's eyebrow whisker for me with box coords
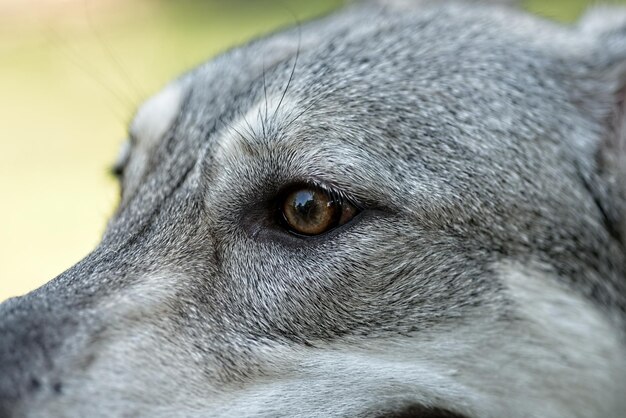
[217,114,229,132]
[6,1,626,416]
[258,105,267,139]
[282,94,328,133]
[220,113,249,144]
[44,27,135,122]
[229,125,247,143]
[272,19,302,124]
[216,114,235,137]
[262,62,270,138]
[241,112,258,140]
[83,0,145,105]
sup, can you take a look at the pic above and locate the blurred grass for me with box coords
[0,0,624,302]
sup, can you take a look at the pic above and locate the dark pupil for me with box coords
[292,190,321,221]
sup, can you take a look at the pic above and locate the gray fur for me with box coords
[1,1,626,417]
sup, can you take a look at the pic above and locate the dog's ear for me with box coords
[576,6,626,247]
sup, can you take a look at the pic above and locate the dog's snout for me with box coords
[0,292,78,417]
[0,296,39,416]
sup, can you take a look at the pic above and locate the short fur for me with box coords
[1,1,626,417]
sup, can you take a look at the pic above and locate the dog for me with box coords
[1,0,626,416]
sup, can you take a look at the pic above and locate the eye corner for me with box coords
[109,163,124,180]
[110,138,132,181]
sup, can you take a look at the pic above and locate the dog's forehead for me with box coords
[118,1,590,230]
[169,4,587,210]
[184,5,579,154]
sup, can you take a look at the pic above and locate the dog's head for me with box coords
[2,1,626,417]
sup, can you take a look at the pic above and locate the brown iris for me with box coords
[281,186,358,236]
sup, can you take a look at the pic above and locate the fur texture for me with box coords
[1,1,626,417]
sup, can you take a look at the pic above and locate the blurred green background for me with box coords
[0,0,623,302]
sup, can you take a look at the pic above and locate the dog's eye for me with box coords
[110,139,131,181]
[280,186,358,236]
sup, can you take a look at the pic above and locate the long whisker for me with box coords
[272,14,302,123]
[281,92,328,132]
[262,62,269,138]
[241,111,258,139]
[219,114,247,143]
[83,0,145,103]
[43,27,134,121]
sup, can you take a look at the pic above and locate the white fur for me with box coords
[215,95,295,159]
[116,81,187,198]
[130,82,186,150]
[578,6,626,36]
[70,263,622,418]
[193,262,626,417]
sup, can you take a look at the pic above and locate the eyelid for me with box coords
[295,179,363,211]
